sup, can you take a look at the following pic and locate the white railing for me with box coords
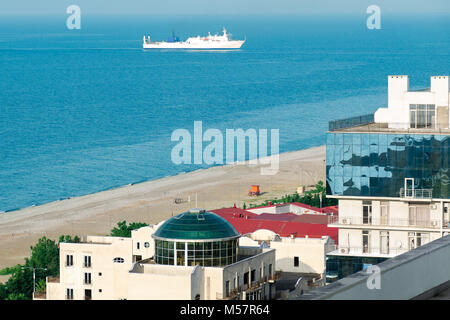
[400,188,433,199]
[333,216,441,229]
[332,246,408,256]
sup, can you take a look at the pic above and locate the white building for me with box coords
[326,75,450,281]
[40,209,277,300]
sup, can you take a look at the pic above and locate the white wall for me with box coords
[375,75,450,129]
[271,237,332,274]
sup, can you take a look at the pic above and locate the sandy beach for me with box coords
[0,145,325,271]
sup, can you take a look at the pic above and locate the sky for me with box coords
[0,0,449,16]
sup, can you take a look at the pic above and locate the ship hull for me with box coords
[143,40,245,49]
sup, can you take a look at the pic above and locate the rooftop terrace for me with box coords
[329,120,450,135]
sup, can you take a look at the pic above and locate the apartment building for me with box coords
[41,209,276,300]
[325,75,450,281]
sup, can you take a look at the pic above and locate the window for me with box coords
[99,289,102,293]
[251,270,256,283]
[410,104,435,129]
[137,242,140,250]
[113,257,124,263]
[144,242,150,248]
[66,255,73,267]
[244,272,249,286]
[380,202,389,225]
[409,205,430,227]
[66,288,74,300]
[225,280,230,297]
[362,230,370,253]
[363,201,372,224]
[409,232,430,250]
[380,231,389,254]
[268,264,273,277]
[84,255,91,268]
[98,272,102,276]
[84,272,91,284]
[294,256,299,267]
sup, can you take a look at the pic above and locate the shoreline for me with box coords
[0,145,326,270]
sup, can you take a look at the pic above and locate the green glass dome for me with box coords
[153,209,240,240]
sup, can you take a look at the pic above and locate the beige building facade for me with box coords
[41,210,277,300]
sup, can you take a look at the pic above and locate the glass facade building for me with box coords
[152,209,241,267]
[326,133,450,199]
[326,255,388,283]
[154,238,238,266]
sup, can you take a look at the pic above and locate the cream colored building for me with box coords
[240,229,335,276]
[41,209,277,300]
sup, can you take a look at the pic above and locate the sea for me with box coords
[0,14,449,212]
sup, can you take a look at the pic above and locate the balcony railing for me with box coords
[328,114,374,131]
[331,246,408,256]
[332,216,441,229]
[400,188,433,199]
[218,274,278,300]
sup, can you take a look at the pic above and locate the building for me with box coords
[325,75,450,281]
[211,205,338,243]
[41,209,277,300]
[211,206,337,279]
[290,234,450,300]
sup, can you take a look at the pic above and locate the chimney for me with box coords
[431,76,449,106]
[387,75,409,128]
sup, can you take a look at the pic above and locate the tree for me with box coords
[25,237,60,277]
[0,236,69,300]
[58,235,80,243]
[110,221,149,238]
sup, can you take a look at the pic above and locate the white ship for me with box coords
[143,28,245,49]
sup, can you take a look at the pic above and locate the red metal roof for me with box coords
[247,202,338,215]
[210,207,338,244]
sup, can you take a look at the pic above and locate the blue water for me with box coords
[0,14,449,211]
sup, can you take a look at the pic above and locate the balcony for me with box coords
[47,276,60,283]
[400,188,433,200]
[331,245,408,257]
[33,291,47,300]
[218,273,279,300]
[332,216,441,229]
[328,114,374,131]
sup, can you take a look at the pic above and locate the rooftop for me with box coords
[329,122,450,134]
[211,207,338,243]
[152,208,240,241]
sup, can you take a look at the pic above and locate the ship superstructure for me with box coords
[143,28,245,49]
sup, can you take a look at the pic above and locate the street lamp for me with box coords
[22,267,47,293]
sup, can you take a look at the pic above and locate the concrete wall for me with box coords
[271,237,332,274]
[127,264,195,300]
[55,237,133,300]
[292,235,450,300]
[375,75,450,129]
[131,226,157,260]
